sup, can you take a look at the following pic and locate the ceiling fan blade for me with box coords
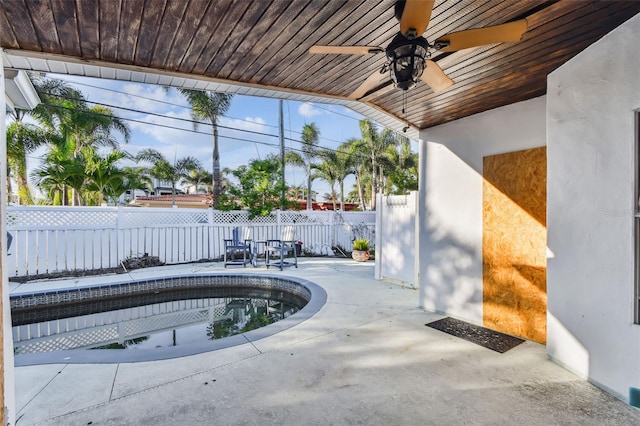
[349,69,389,100]
[435,19,528,52]
[309,45,384,55]
[400,0,435,39]
[421,60,453,92]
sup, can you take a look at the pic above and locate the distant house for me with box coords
[129,194,212,208]
[129,195,361,211]
[293,200,360,211]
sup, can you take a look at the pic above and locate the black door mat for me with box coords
[426,317,525,353]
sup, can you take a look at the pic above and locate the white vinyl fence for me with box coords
[375,192,417,286]
[6,206,375,278]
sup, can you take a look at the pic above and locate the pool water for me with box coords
[12,287,306,355]
[10,274,326,364]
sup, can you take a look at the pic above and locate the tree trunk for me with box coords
[62,185,69,206]
[7,169,13,203]
[331,188,337,211]
[73,188,81,206]
[212,123,221,208]
[356,171,366,211]
[370,155,377,211]
[17,174,32,205]
[306,168,312,210]
[15,154,33,204]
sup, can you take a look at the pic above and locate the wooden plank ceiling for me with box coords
[1,0,640,131]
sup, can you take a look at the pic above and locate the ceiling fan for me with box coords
[309,0,528,99]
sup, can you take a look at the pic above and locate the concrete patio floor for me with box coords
[11,258,640,425]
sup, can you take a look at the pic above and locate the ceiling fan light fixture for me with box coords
[386,34,429,91]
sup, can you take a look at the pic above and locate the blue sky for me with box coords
[27,74,416,201]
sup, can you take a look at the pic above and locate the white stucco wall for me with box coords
[547,13,640,400]
[417,96,547,323]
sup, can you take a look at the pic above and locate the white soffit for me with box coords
[2,50,420,140]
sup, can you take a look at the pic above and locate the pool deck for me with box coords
[11,258,640,425]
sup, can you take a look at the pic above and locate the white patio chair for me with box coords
[265,225,298,271]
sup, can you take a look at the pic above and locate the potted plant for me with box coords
[352,238,370,262]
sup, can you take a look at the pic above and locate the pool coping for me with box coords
[12,273,327,366]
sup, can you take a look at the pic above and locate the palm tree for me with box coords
[32,151,85,206]
[333,143,356,210]
[120,166,154,202]
[313,146,355,211]
[135,148,202,206]
[384,138,418,195]
[312,151,339,210]
[177,89,233,208]
[31,76,131,205]
[33,76,130,154]
[286,123,320,210]
[352,119,402,210]
[344,138,369,210]
[6,111,52,204]
[84,150,132,205]
[181,168,213,194]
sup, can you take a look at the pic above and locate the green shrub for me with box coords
[353,238,369,251]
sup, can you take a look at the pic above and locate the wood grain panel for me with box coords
[238,0,326,82]
[24,0,60,52]
[76,0,100,58]
[0,1,639,135]
[163,0,214,71]
[218,0,294,79]
[483,147,547,343]
[134,0,166,67]
[3,0,41,51]
[227,0,310,81]
[99,0,122,61]
[117,0,145,65]
[177,0,230,73]
[148,0,188,69]
[281,1,392,88]
[49,0,81,56]
[207,0,272,77]
[255,0,358,85]
[188,0,251,75]
[0,6,19,48]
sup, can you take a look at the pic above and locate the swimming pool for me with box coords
[11,274,327,365]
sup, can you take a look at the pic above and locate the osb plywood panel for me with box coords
[483,147,547,344]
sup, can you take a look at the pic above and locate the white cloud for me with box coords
[129,109,197,145]
[104,84,188,115]
[298,102,323,118]
[219,116,269,135]
[128,112,277,172]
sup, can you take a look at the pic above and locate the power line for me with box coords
[35,93,380,162]
[58,79,283,127]
[55,79,358,146]
[36,100,376,161]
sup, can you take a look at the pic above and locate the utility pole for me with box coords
[279,99,285,209]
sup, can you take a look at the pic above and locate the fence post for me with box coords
[276,209,282,236]
[208,209,214,259]
[375,193,382,280]
[116,205,124,266]
[329,211,335,247]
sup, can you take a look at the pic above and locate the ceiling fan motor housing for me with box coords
[386,33,429,90]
